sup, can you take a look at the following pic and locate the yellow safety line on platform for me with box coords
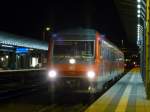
[85,68,150,112]
[85,84,123,112]
[115,74,134,112]
[136,74,146,112]
[85,77,126,112]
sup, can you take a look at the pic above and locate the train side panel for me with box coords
[98,39,124,87]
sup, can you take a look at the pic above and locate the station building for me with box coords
[0,31,48,70]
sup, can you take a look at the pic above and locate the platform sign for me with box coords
[16,47,29,53]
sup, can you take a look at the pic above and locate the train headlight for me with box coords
[69,58,76,64]
[87,71,95,79]
[48,70,57,78]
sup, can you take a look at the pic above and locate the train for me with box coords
[47,28,124,93]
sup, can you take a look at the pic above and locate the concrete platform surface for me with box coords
[85,68,150,112]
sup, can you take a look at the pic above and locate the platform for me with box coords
[85,68,150,112]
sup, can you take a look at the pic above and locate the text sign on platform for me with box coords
[16,47,28,53]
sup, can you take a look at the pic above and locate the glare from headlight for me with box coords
[69,58,76,64]
[48,70,57,78]
[87,71,95,79]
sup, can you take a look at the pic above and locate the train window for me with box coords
[53,41,94,58]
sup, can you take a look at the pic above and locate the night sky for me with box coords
[0,0,133,48]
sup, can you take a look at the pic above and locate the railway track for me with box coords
[0,83,47,101]
[0,69,130,112]
[0,87,100,112]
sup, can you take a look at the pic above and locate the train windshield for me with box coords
[53,41,94,58]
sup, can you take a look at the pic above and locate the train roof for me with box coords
[102,39,124,56]
[53,28,96,40]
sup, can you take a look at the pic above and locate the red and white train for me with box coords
[47,28,124,93]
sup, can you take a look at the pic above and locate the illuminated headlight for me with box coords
[48,70,57,78]
[69,58,76,64]
[87,71,95,79]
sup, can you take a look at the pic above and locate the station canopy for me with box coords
[0,32,48,50]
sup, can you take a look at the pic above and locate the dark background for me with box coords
[0,0,135,48]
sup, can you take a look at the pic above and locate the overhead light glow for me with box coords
[1,57,4,61]
[6,55,9,59]
[137,4,141,9]
[46,27,50,31]
[2,44,13,48]
[137,10,140,13]
[137,0,141,3]
[137,14,140,18]
[137,24,140,27]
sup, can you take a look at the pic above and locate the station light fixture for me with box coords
[136,0,146,46]
[137,14,141,18]
[2,44,13,48]
[137,4,141,9]
[137,10,141,13]
[136,23,144,46]
[1,57,4,61]
[137,0,141,3]
[5,55,9,59]
[46,27,50,31]
[137,24,140,27]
